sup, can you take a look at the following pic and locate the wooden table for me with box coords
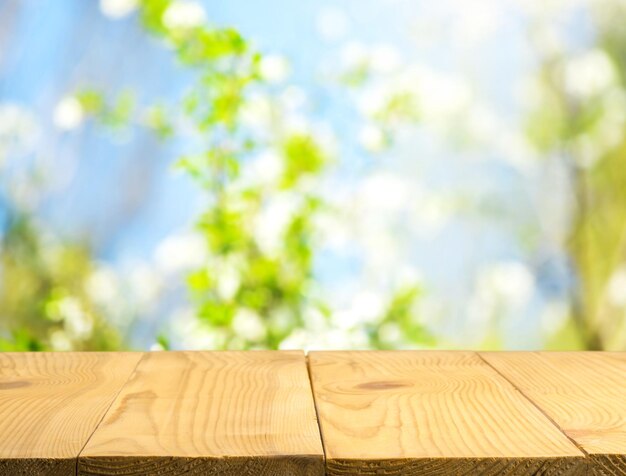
[0,351,624,475]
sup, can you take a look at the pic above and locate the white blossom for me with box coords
[128,263,161,309]
[330,291,385,330]
[282,113,310,135]
[352,290,386,324]
[253,192,299,256]
[0,103,38,161]
[607,266,626,308]
[417,195,454,237]
[245,151,283,185]
[150,342,167,351]
[99,0,138,19]
[154,232,207,275]
[356,83,389,116]
[162,1,207,30]
[57,297,93,340]
[379,322,402,344]
[239,93,273,130]
[50,330,72,351]
[370,44,401,73]
[357,173,411,213]
[53,96,84,130]
[564,50,616,99]
[232,308,266,341]
[417,70,471,120]
[358,123,385,152]
[216,257,241,300]
[340,41,368,69]
[259,55,291,83]
[85,265,120,307]
[451,0,502,47]
[476,261,536,309]
[279,329,308,350]
[172,307,224,349]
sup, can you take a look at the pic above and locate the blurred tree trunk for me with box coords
[529,6,626,350]
[567,146,626,350]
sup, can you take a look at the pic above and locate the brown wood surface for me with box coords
[2,350,624,475]
[0,352,142,476]
[78,351,324,476]
[482,351,626,475]
[308,351,587,475]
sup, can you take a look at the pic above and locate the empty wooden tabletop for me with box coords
[0,351,625,475]
[308,351,586,475]
[482,352,626,475]
[79,351,324,476]
[0,352,141,476]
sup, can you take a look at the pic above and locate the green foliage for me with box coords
[145,105,174,138]
[0,213,120,351]
[76,89,136,129]
[367,286,434,349]
[373,90,420,126]
[90,0,431,350]
[0,101,124,351]
[281,134,327,188]
[87,0,327,349]
[19,0,436,351]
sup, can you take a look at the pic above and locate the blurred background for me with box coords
[1,0,625,351]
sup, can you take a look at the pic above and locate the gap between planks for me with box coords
[307,350,588,476]
[4,351,619,475]
[76,351,325,476]
[305,353,327,467]
[476,352,590,458]
[481,352,626,475]
[78,350,592,475]
[74,352,147,476]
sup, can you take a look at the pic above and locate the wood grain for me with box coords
[78,351,324,476]
[0,352,142,476]
[482,351,626,475]
[308,351,586,475]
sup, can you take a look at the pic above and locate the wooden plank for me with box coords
[0,352,142,476]
[308,351,586,475]
[482,351,626,475]
[78,351,324,476]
